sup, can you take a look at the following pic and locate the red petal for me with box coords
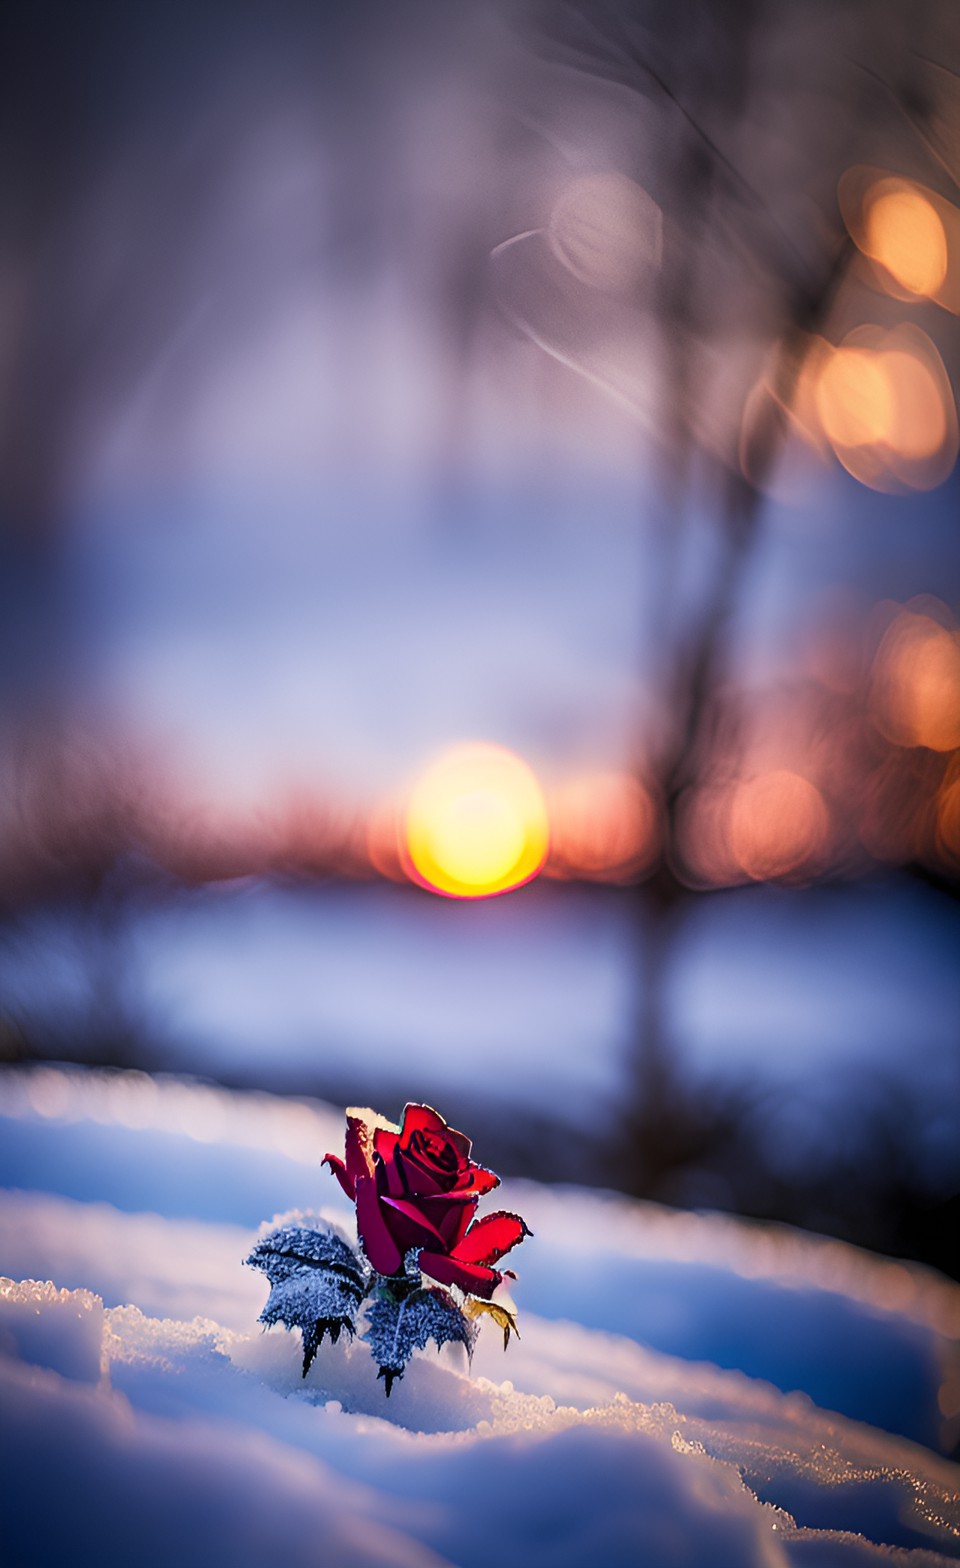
[380,1195,448,1248]
[406,1187,477,1207]
[355,1174,403,1274]
[373,1128,399,1161]
[321,1153,355,1201]
[395,1147,446,1197]
[345,1110,377,1185]
[455,1164,499,1196]
[418,1250,502,1299]
[451,1212,529,1267]
[414,1193,478,1248]
[399,1104,471,1161]
[375,1131,406,1198]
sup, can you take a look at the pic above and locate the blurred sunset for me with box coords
[2,0,960,1338]
[404,744,549,898]
[5,8,960,1559]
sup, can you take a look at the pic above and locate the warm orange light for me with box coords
[548,772,656,879]
[405,744,549,898]
[815,347,891,449]
[879,351,947,460]
[675,784,739,888]
[728,770,829,881]
[839,167,960,315]
[366,799,408,882]
[863,185,948,298]
[936,776,960,865]
[869,610,960,752]
[811,327,958,492]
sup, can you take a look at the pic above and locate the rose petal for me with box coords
[373,1128,399,1161]
[454,1164,500,1196]
[414,1192,478,1248]
[380,1196,449,1249]
[418,1250,502,1299]
[451,1211,530,1267]
[377,1208,429,1256]
[375,1131,407,1198]
[394,1147,448,1197]
[355,1173,403,1274]
[321,1153,355,1201]
[344,1109,377,1186]
[399,1104,471,1162]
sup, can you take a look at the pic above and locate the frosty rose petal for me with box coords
[328,1103,510,1277]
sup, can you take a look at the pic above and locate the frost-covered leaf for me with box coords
[464,1296,520,1351]
[363,1284,477,1395]
[245,1218,369,1376]
[246,1218,364,1287]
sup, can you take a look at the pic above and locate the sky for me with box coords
[3,0,960,846]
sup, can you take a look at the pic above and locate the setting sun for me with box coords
[405,743,549,898]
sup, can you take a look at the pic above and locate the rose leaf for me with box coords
[463,1297,520,1351]
[245,1216,370,1376]
[363,1285,477,1395]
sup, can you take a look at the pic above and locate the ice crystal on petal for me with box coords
[245,1217,369,1376]
[363,1284,477,1395]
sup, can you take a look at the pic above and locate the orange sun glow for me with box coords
[405,743,549,898]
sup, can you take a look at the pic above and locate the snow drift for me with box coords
[1,1066,958,1566]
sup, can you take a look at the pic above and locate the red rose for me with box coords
[323,1103,529,1299]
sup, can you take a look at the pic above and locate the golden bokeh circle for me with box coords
[405,743,549,898]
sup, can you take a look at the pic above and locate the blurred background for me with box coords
[2,0,959,1279]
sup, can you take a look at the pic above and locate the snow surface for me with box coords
[1,1066,959,1566]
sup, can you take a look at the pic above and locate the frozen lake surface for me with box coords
[3,875,959,1131]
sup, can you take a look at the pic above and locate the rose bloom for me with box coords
[323,1103,528,1297]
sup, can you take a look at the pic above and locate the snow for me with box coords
[1,1066,959,1565]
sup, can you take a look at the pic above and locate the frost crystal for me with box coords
[363,1284,477,1396]
[246,1218,369,1376]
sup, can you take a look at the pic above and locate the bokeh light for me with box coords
[858,748,940,867]
[936,773,960,869]
[815,347,892,449]
[405,743,549,898]
[879,351,948,460]
[366,799,408,882]
[839,166,960,314]
[728,770,829,882]
[869,606,960,752]
[548,172,663,294]
[809,326,958,492]
[863,184,948,298]
[547,771,656,880]
[677,768,830,887]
